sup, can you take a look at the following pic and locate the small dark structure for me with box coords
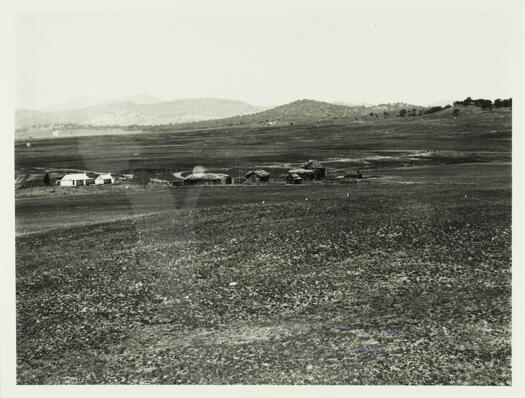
[171,178,185,187]
[286,173,303,184]
[245,170,270,184]
[345,170,363,179]
[302,160,326,179]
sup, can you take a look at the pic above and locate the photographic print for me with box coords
[12,1,515,387]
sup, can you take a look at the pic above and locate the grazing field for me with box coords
[15,108,511,177]
[16,162,511,384]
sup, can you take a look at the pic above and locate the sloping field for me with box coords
[16,163,511,384]
[14,109,511,174]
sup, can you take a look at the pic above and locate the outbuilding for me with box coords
[56,172,95,187]
[95,173,115,185]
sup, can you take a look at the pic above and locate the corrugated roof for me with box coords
[96,173,113,179]
[61,173,93,181]
[185,173,230,180]
[288,168,315,175]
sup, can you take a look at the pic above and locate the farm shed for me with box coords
[302,160,326,179]
[245,170,270,184]
[95,173,115,185]
[288,168,315,181]
[286,173,303,184]
[184,173,232,185]
[56,172,95,187]
[150,178,171,185]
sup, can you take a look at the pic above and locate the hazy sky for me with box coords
[15,1,516,109]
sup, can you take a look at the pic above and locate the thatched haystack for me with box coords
[302,160,326,179]
[245,170,270,184]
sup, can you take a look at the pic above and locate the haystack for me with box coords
[245,170,270,184]
[302,160,326,179]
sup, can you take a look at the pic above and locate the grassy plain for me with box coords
[15,109,512,384]
[15,108,510,177]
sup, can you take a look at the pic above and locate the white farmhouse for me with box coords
[57,172,95,187]
[95,173,115,185]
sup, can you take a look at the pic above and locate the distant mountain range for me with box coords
[41,94,165,112]
[15,97,425,132]
[16,98,267,129]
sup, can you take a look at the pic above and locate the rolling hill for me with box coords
[15,98,266,129]
[15,98,427,140]
[41,94,165,112]
[142,99,425,132]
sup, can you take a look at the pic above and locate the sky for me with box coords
[14,1,517,109]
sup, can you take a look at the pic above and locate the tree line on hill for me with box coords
[397,97,512,118]
[452,97,512,109]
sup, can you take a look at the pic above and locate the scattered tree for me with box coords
[453,97,499,110]
[423,106,443,115]
[494,98,512,108]
[43,173,50,186]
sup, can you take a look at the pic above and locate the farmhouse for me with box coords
[56,172,95,187]
[184,172,232,185]
[245,170,270,184]
[95,173,115,185]
[288,168,315,181]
